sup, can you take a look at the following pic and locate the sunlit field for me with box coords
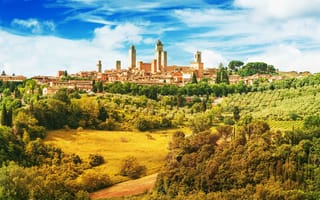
[45,129,186,183]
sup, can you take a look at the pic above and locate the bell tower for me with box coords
[194,51,202,63]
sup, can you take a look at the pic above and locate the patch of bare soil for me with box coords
[90,173,158,199]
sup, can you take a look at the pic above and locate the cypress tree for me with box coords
[1,104,7,126]
[7,107,12,127]
[192,73,198,84]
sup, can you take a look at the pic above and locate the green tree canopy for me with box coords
[228,60,244,71]
[238,62,277,77]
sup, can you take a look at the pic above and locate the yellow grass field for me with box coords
[44,129,185,183]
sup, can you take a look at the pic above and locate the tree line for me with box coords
[153,121,320,199]
[103,73,320,100]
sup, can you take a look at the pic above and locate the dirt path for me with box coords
[90,173,158,199]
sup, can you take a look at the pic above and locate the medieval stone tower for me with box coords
[190,51,204,79]
[97,60,102,73]
[129,45,136,70]
[154,40,167,73]
[116,60,121,71]
[194,51,202,63]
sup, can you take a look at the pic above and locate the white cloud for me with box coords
[174,8,246,27]
[0,23,143,77]
[92,23,142,48]
[246,44,319,72]
[172,6,320,72]
[11,18,55,34]
[234,0,320,19]
[143,37,155,44]
[202,50,226,68]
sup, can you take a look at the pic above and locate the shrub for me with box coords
[161,117,172,128]
[80,171,112,192]
[88,154,104,167]
[135,118,151,131]
[119,156,146,179]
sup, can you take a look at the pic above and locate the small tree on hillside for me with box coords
[233,106,240,121]
[120,156,146,179]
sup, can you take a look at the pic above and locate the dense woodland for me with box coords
[152,123,320,199]
[0,69,320,199]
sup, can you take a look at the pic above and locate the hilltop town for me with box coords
[0,40,312,94]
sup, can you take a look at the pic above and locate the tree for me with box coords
[192,72,198,84]
[216,125,233,141]
[13,111,38,137]
[238,62,277,77]
[216,65,229,84]
[93,81,103,93]
[97,81,103,93]
[7,107,12,127]
[233,106,240,121]
[98,106,108,121]
[188,113,211,134]
[1,104,7,126]
[53,88,70,104]
[119,156,146,179]
[304,115,320,129]
[135,117,151,131]
[228,60,244,71]
[24,79,37,94]
[0,126,23,165]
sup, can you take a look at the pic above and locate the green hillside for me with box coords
[224,85,320,120]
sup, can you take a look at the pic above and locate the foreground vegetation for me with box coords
[152,125,320,199]
[1,73,320,199]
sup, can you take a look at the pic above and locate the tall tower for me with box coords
[161,51,167,70]
[194,51,202,63]
[116,60,121,71]
[191,51,204,79]
[155,40,163,72]
[97,60,102,73]
[129,45,136,70]
[154,40,167,73]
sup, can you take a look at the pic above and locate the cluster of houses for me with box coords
[2,40,311,95]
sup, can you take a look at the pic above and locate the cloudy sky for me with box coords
[0,0,319,77]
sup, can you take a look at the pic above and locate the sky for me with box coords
[0,0,320,77]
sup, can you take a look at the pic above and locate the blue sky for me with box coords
[0,0,320,77]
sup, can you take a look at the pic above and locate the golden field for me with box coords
[44,129,188,183]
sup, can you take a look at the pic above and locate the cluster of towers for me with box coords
[128,39,203,77]
[154,40,167,72]
[128,39,168,73]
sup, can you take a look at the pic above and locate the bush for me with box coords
[119,156,146,179]
[161,117,172,128]
[80,171,112,192]
[135,118,151,131]
[88,154,104,167]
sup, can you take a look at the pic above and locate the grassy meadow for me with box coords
[44,129,187,183]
